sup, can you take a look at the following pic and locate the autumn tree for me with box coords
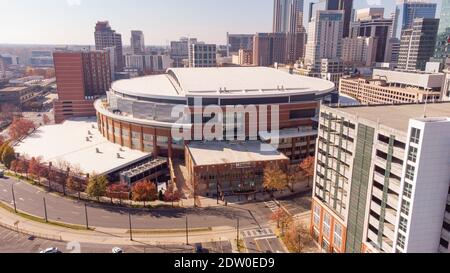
[28,157,43,181]
[42,114,51,125]
[1,143,16,169]
[0,141,9,160]
[263,164,288,194]
[14,158,29,177]
[0,135,4,146]
[164,183,181,203]
[8,118,35,140]
[131,181,157,206]
[284,222,313,253]
[55,160,71,195]
[299,156,315,188]
[0,103,19,122]
[67,165,85,199]
[86,174,108,200]
[270,208,292,230]
[107,183,130,203]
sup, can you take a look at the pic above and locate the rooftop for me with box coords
[331,102,450,132]
[187,141,289,166]
[111,67,335,99]
[14,118,150,175]
[0,86,31,92]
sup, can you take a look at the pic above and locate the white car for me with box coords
[112,247,124,253]
[40,247,61,254]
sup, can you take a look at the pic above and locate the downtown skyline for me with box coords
[0,0,441,46]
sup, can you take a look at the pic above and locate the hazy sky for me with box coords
[0,0,441,46]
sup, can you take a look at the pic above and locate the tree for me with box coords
[67,164,85,199]
[55,160,70,195]
[284,222,313,253]
[106,183,130,203]
[14,158,28,177]
[86,174,108,201]
[1,144,16,169]
[42,114,51,125]
[300,156,315,188]
[8,118,35,140]
[0,135,4,146]
[263,164,288,193]
[0,103,19,123]
[270,208,292,230]
[164,183,181,203]
[0,141,9,161]
[28,157,43,181]
[131,181,157,206]
[10,160,18,174]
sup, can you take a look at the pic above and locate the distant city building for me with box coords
[0,53,19,66]
[130,30,145,55]
[308,0,354,38]
[442,59,450,101]
[273,0,306,63]
[53,50,111,123]
[253,33,287,66]
[397,18,440,71]
[189,43,217,68]
[0,86,41,108]
[30,50,54,67]
[351,8,394,63]
[312,102,450,253]
[304,10,344,72]
[238,49,253,66]
[385,38,401,66]
[94,21,123,72]
[433,0,450,64]
[227,33,254,54]
[125,54,173,74]
[170,37,197,68]
[342,37,377,67]
[339,69,443,104]
[0,58,5,79]
[394,0,437,38]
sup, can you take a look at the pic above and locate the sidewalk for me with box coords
[0,207,240,250]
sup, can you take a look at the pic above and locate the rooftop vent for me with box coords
[96,148,100,153]
[117,153,121,159]
[86,137,90,142]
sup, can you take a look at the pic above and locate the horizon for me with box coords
[0,0,441,46]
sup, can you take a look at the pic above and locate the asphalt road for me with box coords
[241,227,285,254]
[0,176,271,230]
[0,225,232,253]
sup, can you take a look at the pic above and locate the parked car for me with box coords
[112,247,124,253]
[39,247,61,254]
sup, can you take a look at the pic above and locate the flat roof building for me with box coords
[311,102,450,253]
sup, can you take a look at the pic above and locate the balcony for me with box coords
[374,172,386,185]
[367,230,379,246]
[387,193,400,209]
[389,178,401,195]
[381,237,393,253]
[369,215,380,228]
[390,163,404,177]
[375,156,387,169]
[371,201,382,215]
[385,208,397,225]
[372,187,384,201]
[383,222,396,240]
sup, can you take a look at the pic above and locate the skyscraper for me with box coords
[94,21,123,72]
[273,0,305,63]
[130,30,145,55]
[253,33,287,66]
[393,0,437,38]
[304,10,344,72]
[397,18,439,71]
[434,0,450,63]
[170,37,197,68]
[308,0,353,38]
[226,33,254,54]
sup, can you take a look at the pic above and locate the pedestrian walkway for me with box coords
[241,228,275,239]
[264,201,281,213]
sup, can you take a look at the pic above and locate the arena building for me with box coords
[95,67,335,163]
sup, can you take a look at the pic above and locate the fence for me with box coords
[0,219,63,242]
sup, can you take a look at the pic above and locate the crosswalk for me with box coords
[241,228,275,239]
[264,201,281,213]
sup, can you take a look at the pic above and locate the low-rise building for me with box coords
[312,102,450,253]
[0,86,42,107]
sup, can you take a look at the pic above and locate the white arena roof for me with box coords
[14,118,150,175]
[111,67,335,99]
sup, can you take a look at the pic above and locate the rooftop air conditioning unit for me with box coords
[96,148,100,153]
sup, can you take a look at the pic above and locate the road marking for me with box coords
[2,189,7,192]
[254,236,278,241]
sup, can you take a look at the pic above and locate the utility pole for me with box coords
[43,197,48,223]
[11,184,17,213]
[236,218,240,249]
[128,213,133,241]
[185,216,189,245]
[84,204,89,230]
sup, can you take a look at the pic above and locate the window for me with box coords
[397,234,406,249]
[407,147,418,163]
[403,182,413,199]
[323,213,331,238]
[333,224,342,249]
[410,128,421,144]
[440,239,449,249]
[399,216,408,233]
[143,134,153,142]
[313,206,321,226]
[405,165,415,181]
[157,136,169,145]
[131,131,140,140]
[401,199,411,216]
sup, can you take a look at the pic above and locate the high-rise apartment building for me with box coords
[238,49,253,66]
[341,37,377,67]
[304,10,344,72]
[433,0,450,63]
[94,21,123,72]
[130,30,145,55]
[312,102,450,253]
[189,43,217,68]
[253,33,287,66]
[308,0,353,38]
[124,54,172,74]
[53,50,111,123]
[397,18,439,71]
[227,33,254,55]
[350,8,394,63]
[394,0,437,38]
[170,37,197,68]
